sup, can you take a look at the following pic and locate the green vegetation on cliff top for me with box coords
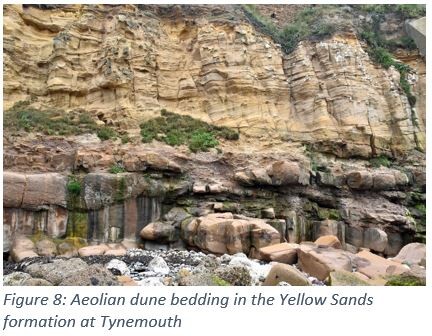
[242,5,337,54]
[356,4,425,18]
[140,109,239,152]
[359,13,417,107]
[4,100,118,140]
[242,4,424,55]
[242,5,422,109]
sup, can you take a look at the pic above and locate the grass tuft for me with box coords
[109,164,126,174]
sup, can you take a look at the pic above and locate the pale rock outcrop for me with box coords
[182,213,280,255]
[3,172,26,208]
[4,172,67,208]
[121,150,182,173]
[235,160,309,187]
[341,196,415,250]
[347,169,409,191]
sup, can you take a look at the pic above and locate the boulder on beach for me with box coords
[298,244,355,281]
[257,243,299,264]
[182,213,280,255]
[263,263,311,286]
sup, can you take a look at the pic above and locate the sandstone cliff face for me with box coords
[285,36,423,157]
[2,5,426,260]
[3,4,425,157]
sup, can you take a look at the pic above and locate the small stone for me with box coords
[261,208,275,219]
[214,266,252,286]
[57,242,78,258]
[138,277,165,286]
[106,259,129,276]
[117,275,138,286]
[219,254,232,264]
[78,245,109,257]
[277,281,291,286]
[35,239,57,257]
[148,256,169,275]
[192,184,207,193]
[3,272,32,286]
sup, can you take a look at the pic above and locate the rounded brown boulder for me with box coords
[140,221,178,243]
[314,235,342,249]
[35,239,58,257]
[263,263,311,286]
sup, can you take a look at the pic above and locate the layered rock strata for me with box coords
[3,4,425,156]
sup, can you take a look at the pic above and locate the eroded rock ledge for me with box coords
[3,136,425,259]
